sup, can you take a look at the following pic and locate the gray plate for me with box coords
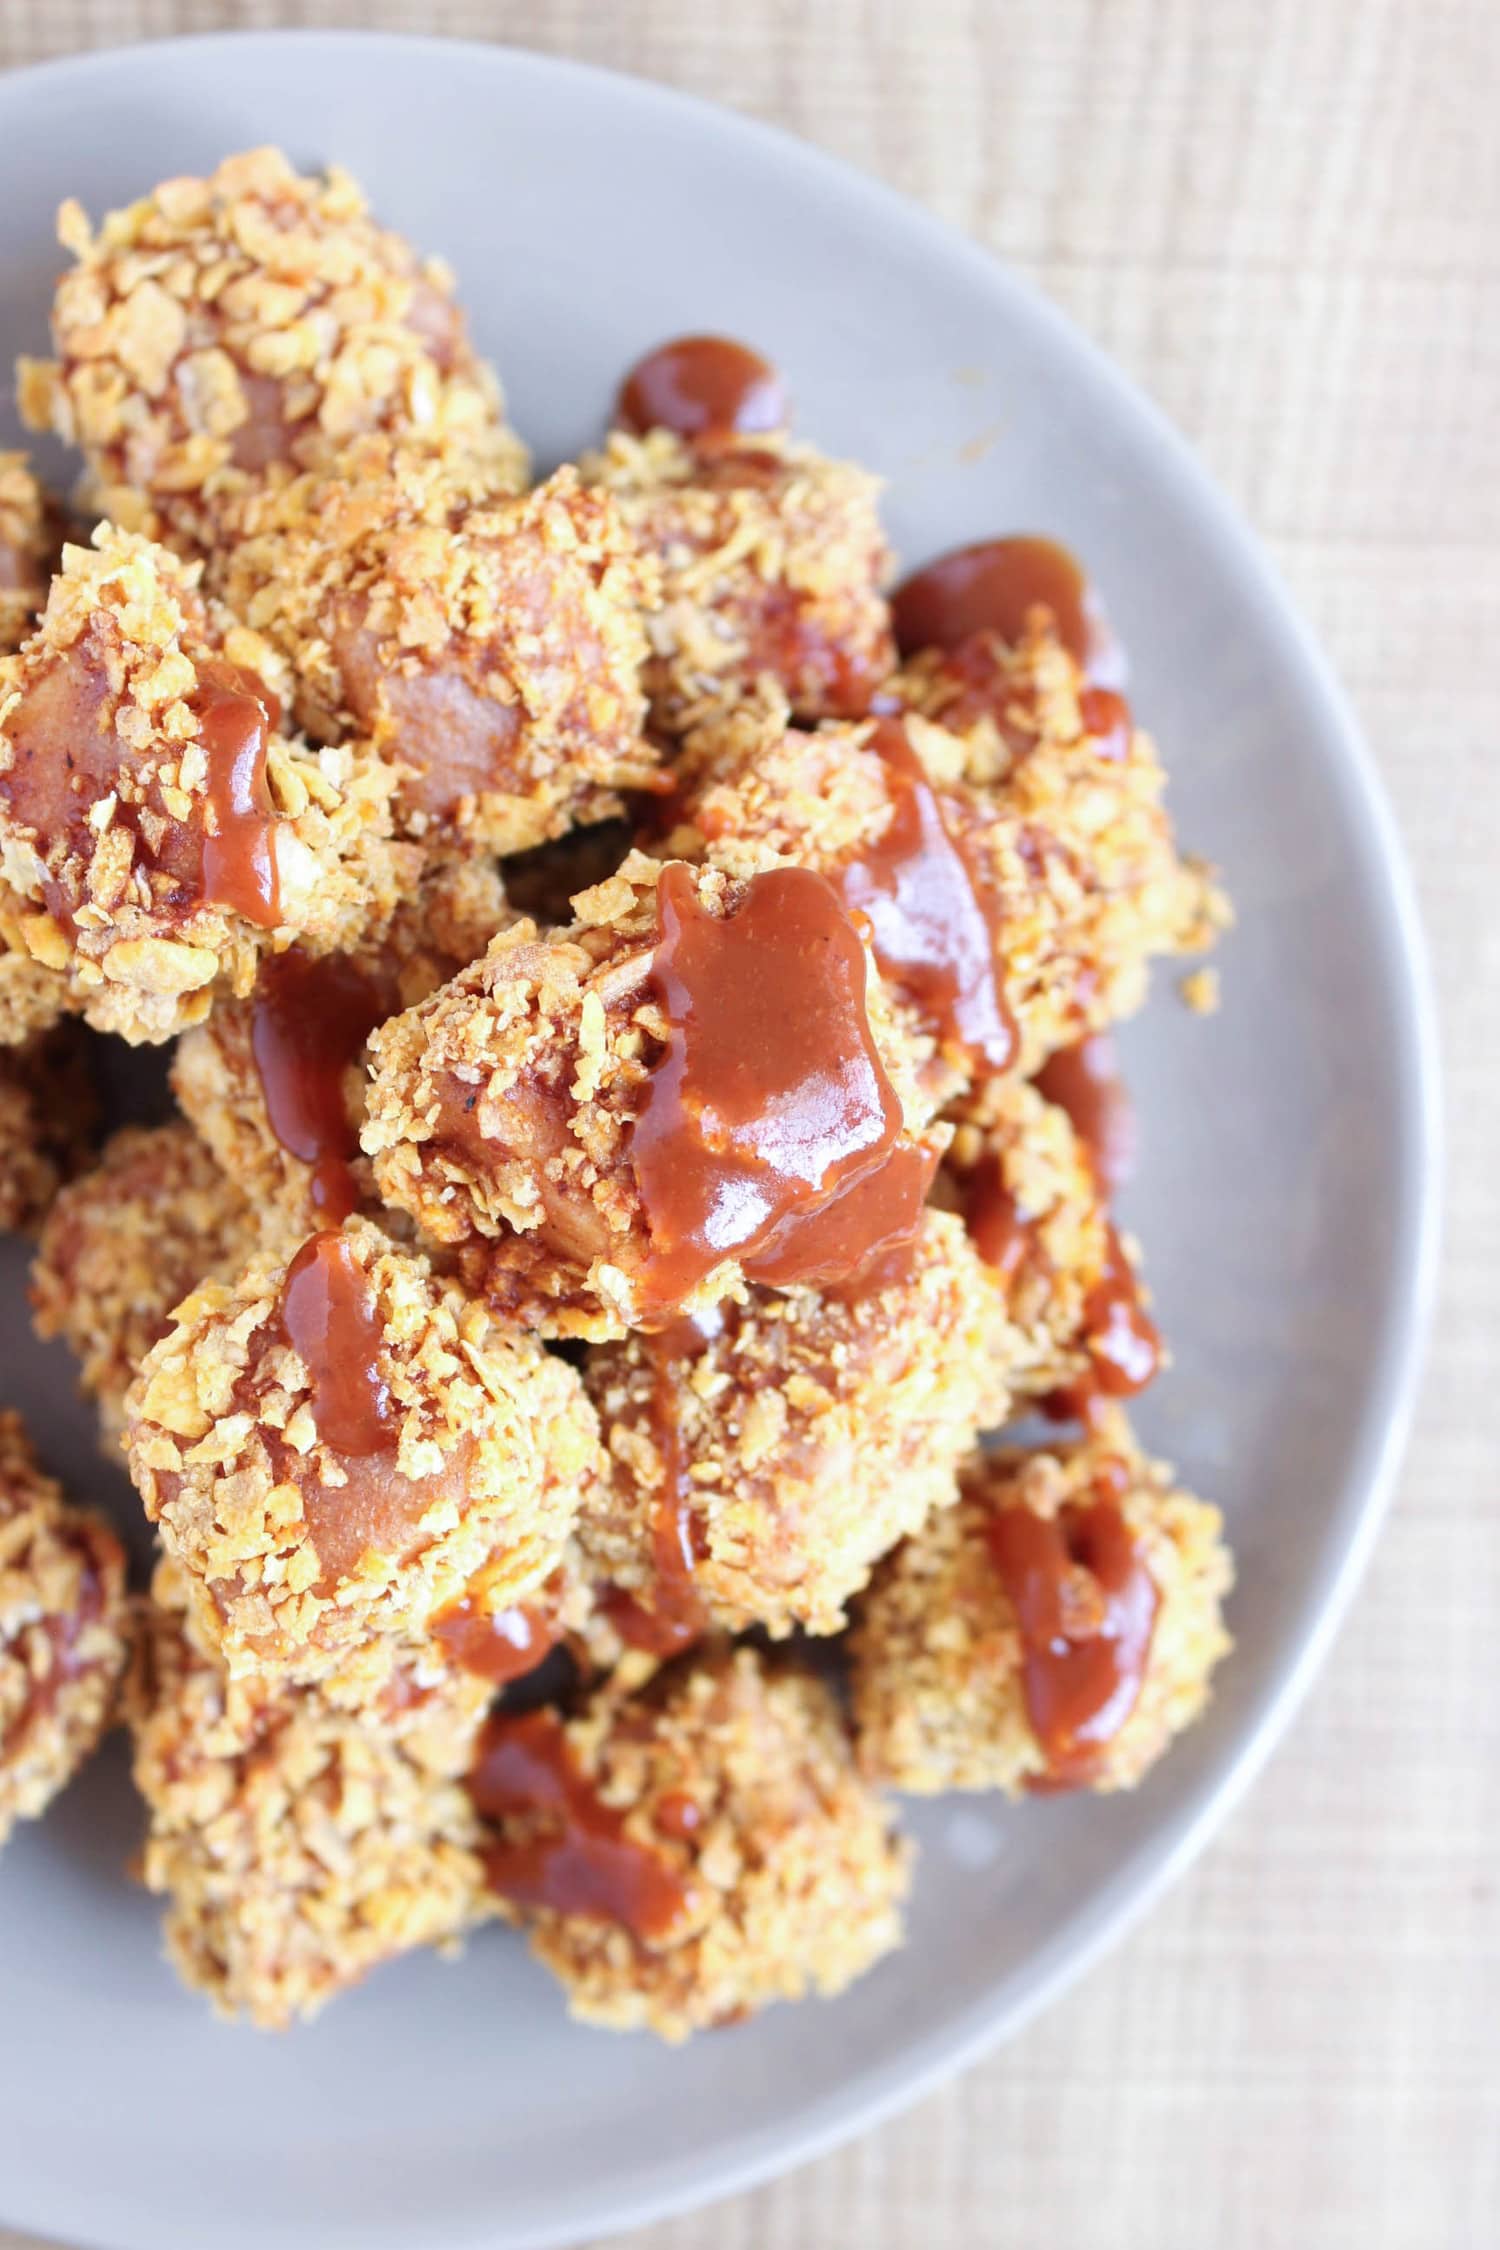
[0,32,1440,2250]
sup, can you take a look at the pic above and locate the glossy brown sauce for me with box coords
[1044,1223,1161,1426]
[1034,1033,1137,1195]
[602,1314,718,1657]
[617,335,788,445]
[778,1138,939,1299]
[839,718,1015,1071]
[471,1708,690,1939]
[193,660,283,929]
[985,1482,1159,1785]
[891,536,1124,689]
[1077,684,1132,761]
[961,1157,1039,1283]
[630,863,911,1314]
[280,1231,396,1457]
[432,1596,555,1685]
[250,952,386,1220]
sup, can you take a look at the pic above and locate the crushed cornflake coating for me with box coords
[125,1214,603,1685]
[483,1645,909,2040]
[361,851,940,1336]
[0,527,408,1043]
[0,452,64,655]
[934,1075,1118,1401]
[0,881,74,1045]
[24,147,526,551]
[212,442,663,852]
[0,1021,98,1233]
[580,1212,1017,1638]
[674,650,1225,1079]
[0,1407,130,1846]
[1180,965,1220,1015]
[127,1561,493,2027]
[172,850,510,1239]
[849,1420,1233,1795]
[32,1121,261,1458]
[579,427,894,736]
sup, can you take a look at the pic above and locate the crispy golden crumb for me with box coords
[125,1214,603,1686]
[212,444,662,852]
[172,851,510,1239]
[479,1644,909,2039]
[934,1075,1117,1401]
[0,881,73,1045]
[24,147,525,551]
[0,453,64,655]
[127,1563,492,2027]
[0,1408,130,1845]
[32,1121,262,1457]
[849,1420,1233,1795]
[580,427,894,735]
[0,1022,97,1232]
[0,527,408,1042]
[580,1212,1016,1638]
[362,851,941,1336]
[1180,965,1220,1014]
[674,649,1225,1078]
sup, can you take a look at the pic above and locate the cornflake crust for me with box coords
[935,1074,1118,1402]
[0,1407,130,1847]
[0,527,406,1043]
[23,147,526,551]
[580,1211,1016,1640]
[32,1121,261,1458]
[0,453,64,655]
[213,443,663,852]
[580,427,894,736]
[0,882,74,1046]
[127,1562,493,2028]
[479,1645,909,2040]
[849,1420,1233,1796]
[172,850,510,1239]
[674,651,1225,1081]
[362,851,940,1337]
[125,1214,603,1685]
[0,1021,98,1233]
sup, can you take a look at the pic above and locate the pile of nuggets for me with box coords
[0,148,1234,2039]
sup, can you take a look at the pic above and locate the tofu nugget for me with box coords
[849,1422,1233,1795]
[471,1644,908,2039]
[0,453,64,655]
[0,1408,130,1847]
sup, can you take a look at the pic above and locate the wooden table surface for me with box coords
[1,4,1495,2247]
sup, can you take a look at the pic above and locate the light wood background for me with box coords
[1,4,1495,2247]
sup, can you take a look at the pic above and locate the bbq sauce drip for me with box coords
[617,335,789,445]
[839,718,1016,1071]
[471,1708,690,1939]
[1034,1032,1136,1196]
[630,863,916,1314]
[961,1157,1039,1283]
[250,952,386,1220]
[601,1314,717,1657]
[891,536,1124,689]
[1043,1223,1161,1427]
[280,1231,397,1456]
[985,1478,1160,1786]
[193,660,283,928]
[432,1597,555,1685]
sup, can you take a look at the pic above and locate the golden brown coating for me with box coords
[477,1645,909,2040]
[213,444,662,852]
[0,527,406,1043]
[31,1121,261,1457]
[22,147,525,550]
[674,658,1225,1078]
[580,427,894,736]
[0,1408,130,1846]
[127,1563,492,2027]
[172,851,510,1240]
[0,882,73,1045]
[0,1022,97,1233]
[935,1075,1117,1401]
[579,1212,1015,1640]
[361,851,940,1337]
[125,1215,602,1687]
[0,453,63,655]
[849,1422,1233,1796]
